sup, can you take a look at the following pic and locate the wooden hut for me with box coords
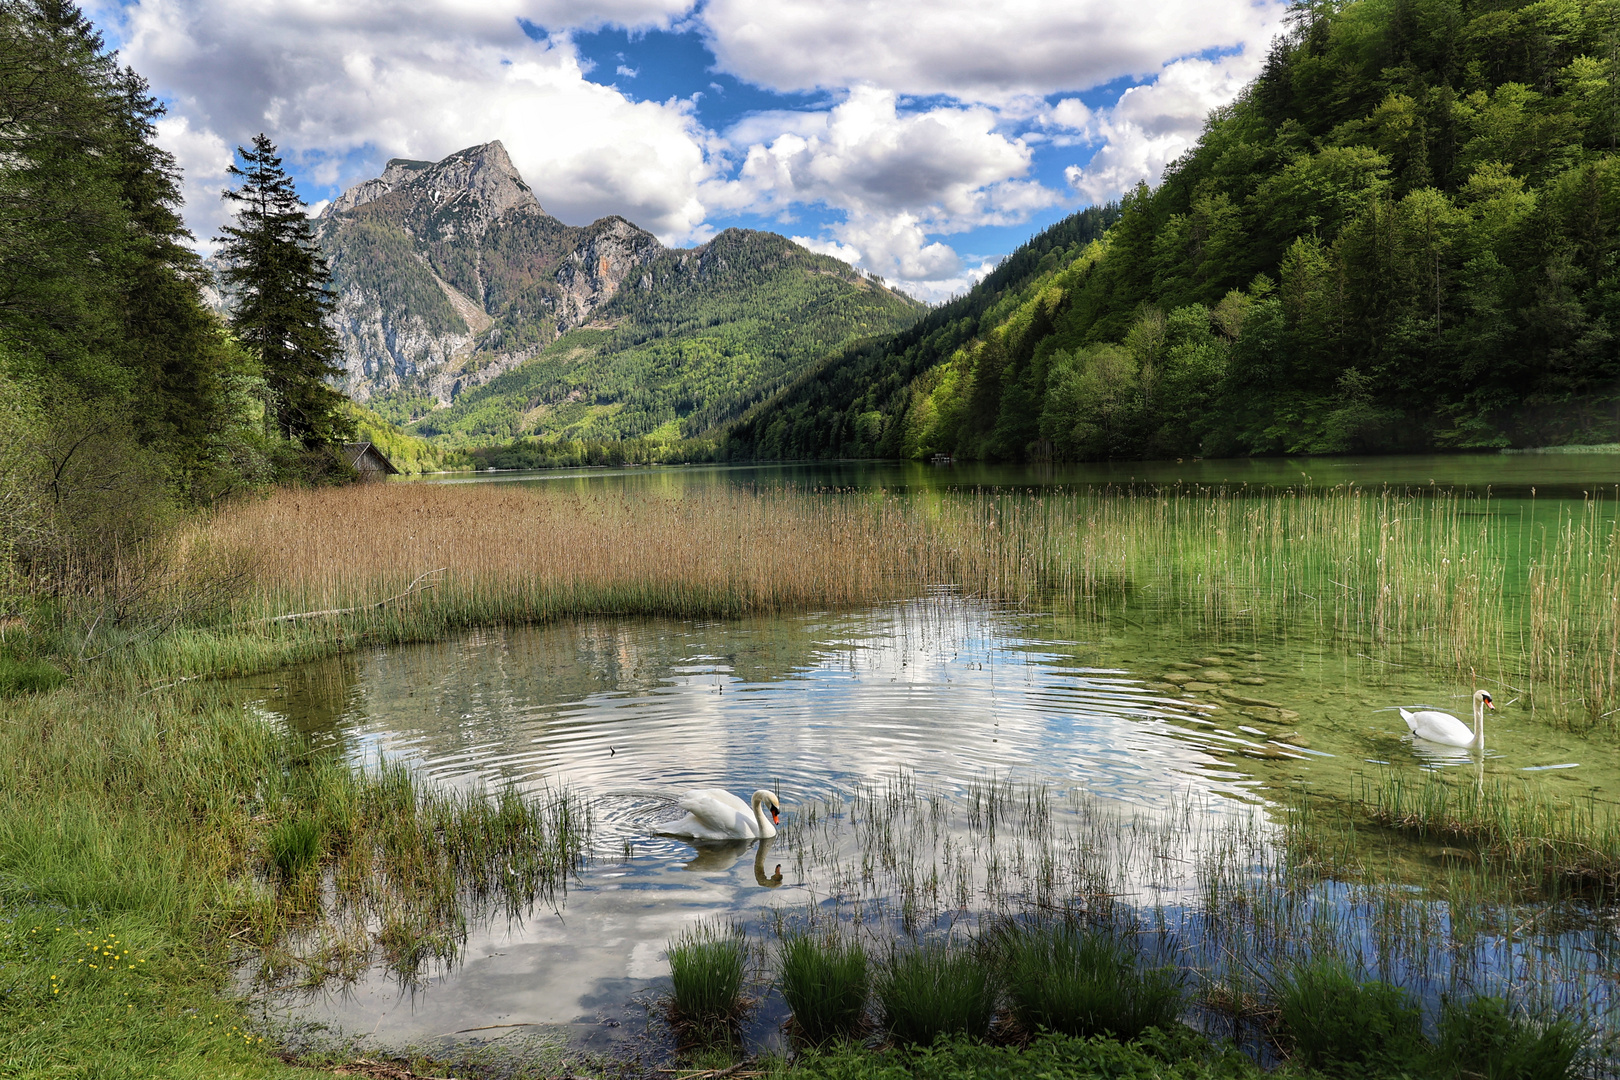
[341,441,400,481]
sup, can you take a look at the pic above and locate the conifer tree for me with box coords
[216,134,353,449]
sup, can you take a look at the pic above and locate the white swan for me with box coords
[1401,690,1492,748]
[658,788,780,840]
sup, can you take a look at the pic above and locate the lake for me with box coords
[239,453,1620,1063]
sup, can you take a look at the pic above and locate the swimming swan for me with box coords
[659,788,780,840]
[1401,690,1492,749]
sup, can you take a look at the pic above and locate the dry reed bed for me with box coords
[194,482,1620,719]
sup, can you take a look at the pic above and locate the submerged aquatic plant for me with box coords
[994,919,1183,1041]
[876,940,996,1047]
[778,931,870,1045]
[667,921,748,1031]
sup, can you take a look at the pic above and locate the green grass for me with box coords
[0,903,302,1078]
[994,920,1183,1041]
[1362,771,1620,891]
[1436,996,1583,1080]
[779,931,870,1045]
[875,941,997,1047]
[1273,958,1427,1075]
[667,921,748,1031]
[0,651,66,696]
[773,1028,1267,1080]
[266,813,321,879]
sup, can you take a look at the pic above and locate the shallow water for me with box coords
[241,598,1620,1058]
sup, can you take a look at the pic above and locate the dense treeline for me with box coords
[732,0,1620,462]
[0,1,356,622]
[415,230,925,445]
[466,435,719,470]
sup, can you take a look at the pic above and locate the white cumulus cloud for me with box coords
[710,86,1060,286]
[98,0,715,245]
[701,0,1282,101]
[1055,50,1278,203]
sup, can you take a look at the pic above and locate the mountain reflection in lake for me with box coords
[239,599,1620,1061]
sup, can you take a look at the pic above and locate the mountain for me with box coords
[731,0,1620,461]
[314,142,925,443]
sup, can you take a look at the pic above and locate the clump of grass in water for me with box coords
[876,940,996,1047]
[993,919,1183,1041]
[1437,995,1584,1080]
[1273,957,1427,1073]
[667,921,748,1033]
[1363,771,1620,892]
[779,930,869,1044]
[267,813,321,878]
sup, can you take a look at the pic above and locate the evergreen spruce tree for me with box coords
[216,134,353,450]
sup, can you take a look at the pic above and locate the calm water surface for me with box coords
[244,457,1620,1058]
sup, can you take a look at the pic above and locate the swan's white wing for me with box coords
[676,789,757,837]
[1404,709,1474,746]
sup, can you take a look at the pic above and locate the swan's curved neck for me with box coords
[750,791,777,838]
[1473,696,1486,750]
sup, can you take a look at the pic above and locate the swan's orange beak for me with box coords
[771,808,779,825]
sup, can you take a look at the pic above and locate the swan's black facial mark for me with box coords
[771,809,780,824]
[1483,692,1494,708]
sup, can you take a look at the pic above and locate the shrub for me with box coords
[780,931,870,1044]
[876,941,996,1047]
[996,920,1183,1040]
[1274,958,1425,1073]
[267,813,322,878]
[668,922,747,1029]
[1436,995,1583,1080]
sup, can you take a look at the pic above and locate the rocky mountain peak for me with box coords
[324,140,542,231]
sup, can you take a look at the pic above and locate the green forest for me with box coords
[729,0,1620,462]
[0,1,370,624]
[414,229,924,446]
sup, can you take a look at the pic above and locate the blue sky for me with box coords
[89,0,1284,301]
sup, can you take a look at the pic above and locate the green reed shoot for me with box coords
[876,940,996,1047]
[993,919,1183,1041]
[778,931,870,1044]
[667,921,748,1030]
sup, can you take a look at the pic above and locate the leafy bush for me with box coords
[996,920,1183,1040]
[267,813,322,878]
[779,931,870,1044]
[668,921,747,1029]
[875,940,996,1047]
[1436,995,1583,1080]
[1274,958,1425,1073]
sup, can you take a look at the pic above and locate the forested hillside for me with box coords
[415,229,925,445]
[731,0,1620,461]
[725,206,1119,458]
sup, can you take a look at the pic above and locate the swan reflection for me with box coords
[678,837,784,888]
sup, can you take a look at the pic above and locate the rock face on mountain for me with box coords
[316,141,665,406]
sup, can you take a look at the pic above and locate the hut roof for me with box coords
[341,441,401,475]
